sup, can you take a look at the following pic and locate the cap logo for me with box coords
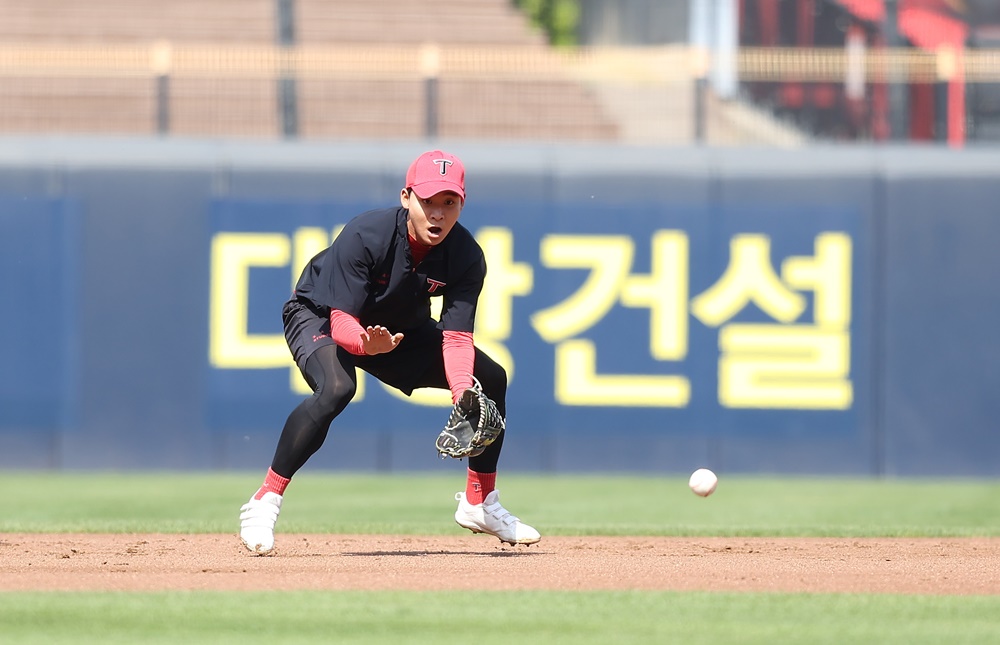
[433,159,453,176]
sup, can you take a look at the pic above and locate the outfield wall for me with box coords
[1,138,997,476]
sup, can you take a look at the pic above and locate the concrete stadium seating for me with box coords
[0,0,619,141]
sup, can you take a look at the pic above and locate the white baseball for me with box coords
[688,468,718,497]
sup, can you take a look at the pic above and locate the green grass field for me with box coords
[2,472,999,644]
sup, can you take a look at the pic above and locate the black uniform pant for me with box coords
[269,321,507,479]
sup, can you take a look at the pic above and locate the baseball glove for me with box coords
[435,377,504,459]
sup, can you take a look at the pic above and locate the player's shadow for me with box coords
[340,549,540,558]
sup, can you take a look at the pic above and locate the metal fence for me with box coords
[1,42,999,146]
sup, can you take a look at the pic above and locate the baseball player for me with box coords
[238,150,540,555]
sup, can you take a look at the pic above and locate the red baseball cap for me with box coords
[405,150,466,200]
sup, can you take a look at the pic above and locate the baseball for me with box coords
[688,468,718,497]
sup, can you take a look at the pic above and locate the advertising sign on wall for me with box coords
[206,197,867,441]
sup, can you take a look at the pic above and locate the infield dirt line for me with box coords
[2,534,997,595]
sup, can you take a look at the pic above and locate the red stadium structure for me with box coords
[738,0,999,146]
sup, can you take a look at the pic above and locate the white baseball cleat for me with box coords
[239,491,282,555]
[454,490,541,546]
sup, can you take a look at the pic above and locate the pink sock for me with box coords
[253,468,290,500]
[465,469,496,505]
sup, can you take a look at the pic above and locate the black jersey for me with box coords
[293,207,486,333]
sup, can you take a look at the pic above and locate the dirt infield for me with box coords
[2,534,998,595]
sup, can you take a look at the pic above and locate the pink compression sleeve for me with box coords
[329,309,367,355]
[442,330,475,403]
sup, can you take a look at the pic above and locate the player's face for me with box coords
[401,189,463,246]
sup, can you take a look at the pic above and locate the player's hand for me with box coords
[361,325,404,355]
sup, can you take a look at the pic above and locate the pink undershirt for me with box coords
[327,233,475,403]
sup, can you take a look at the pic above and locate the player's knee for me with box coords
[313,377,357,415]
[477,362,507,400]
